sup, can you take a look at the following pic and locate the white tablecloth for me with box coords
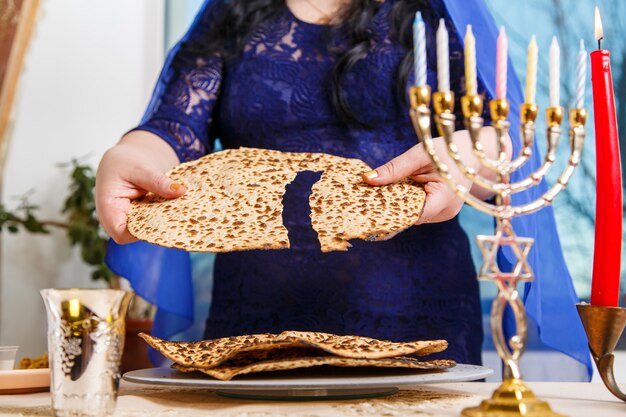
[0,381,623,416]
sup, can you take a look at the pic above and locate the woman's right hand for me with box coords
[95,130,186,244]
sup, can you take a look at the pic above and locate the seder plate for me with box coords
[123,364,493,401]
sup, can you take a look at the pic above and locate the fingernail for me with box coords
[169,183,183,191]
[362,170,378,181]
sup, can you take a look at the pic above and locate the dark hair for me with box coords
[200,0,431,126]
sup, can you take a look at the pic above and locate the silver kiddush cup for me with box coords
[41,289,133,417]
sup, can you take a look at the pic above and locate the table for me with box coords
[0,381,623,416]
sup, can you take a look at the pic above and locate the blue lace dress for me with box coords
[135,0,485,364]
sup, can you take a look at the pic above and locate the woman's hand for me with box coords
[95,130,186,244]
[362,127,510,224]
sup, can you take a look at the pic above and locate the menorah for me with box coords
[409,85,586,417]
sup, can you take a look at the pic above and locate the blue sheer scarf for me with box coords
[106,0,591,378]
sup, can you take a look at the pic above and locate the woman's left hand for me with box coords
[362,142,469,224]
[362,128,510,224]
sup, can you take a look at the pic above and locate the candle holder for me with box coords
[409,85,587,417]
[576,303,626,402]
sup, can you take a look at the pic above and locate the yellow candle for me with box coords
[525,35,538,104]
[69,298,80,318]
[464,25,477,96]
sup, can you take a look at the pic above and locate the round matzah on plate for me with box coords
[123,365,492,400]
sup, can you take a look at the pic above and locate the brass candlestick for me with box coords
[410,85,587,417]
[577,303,626,402]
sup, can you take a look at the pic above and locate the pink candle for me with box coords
[496,27,508,99]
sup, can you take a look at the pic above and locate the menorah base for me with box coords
[460,378,566,417]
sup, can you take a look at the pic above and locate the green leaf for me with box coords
[23,215,48,234]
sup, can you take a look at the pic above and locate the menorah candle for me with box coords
[436,18,450,92]
[590,6,622,307]
[464,25,477,96]
[495,27,507,99]
[413,12,427,86]
[576,40,586,109]
[525,36,538,104]
[549,36,560,107]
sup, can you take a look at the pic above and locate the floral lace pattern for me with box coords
[136,0,489,365]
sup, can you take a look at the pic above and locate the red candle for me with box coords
[590,7,622,307]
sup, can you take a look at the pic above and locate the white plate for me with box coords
[0,368,50,394]
[124,365,492,400]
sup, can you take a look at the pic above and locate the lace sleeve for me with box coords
[132,2,223,162]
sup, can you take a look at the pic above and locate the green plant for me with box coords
[0,160,115,284]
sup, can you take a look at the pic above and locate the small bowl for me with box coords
[0,346,18,370]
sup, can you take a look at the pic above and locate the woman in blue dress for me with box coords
[97,0,590,371]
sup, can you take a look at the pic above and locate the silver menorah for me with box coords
[409,86,586,417]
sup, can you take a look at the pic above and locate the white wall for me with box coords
[0,0,164,359]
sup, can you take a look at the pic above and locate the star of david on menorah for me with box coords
[410,16,588,417]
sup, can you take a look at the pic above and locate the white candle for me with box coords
[413,12,427,86]
[576,39,586,109]
[495,27,507,100]
[549,36,560,107]
[525,35,538,104]
[436,18,450,92]
[464,25,477,96]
